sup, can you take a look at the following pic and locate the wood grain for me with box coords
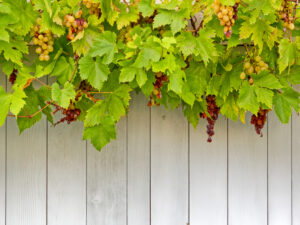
[0,73,6,225]
[47,121,86,225]
[228,114,268,225]
[6,114,46,225]
[151,106,188,225]
[190,117,227,225]
[127,94,150,225]
[87,118,127,225]
[292,85,300,225]
[268,112,291,225]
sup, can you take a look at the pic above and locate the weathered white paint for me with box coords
[127,93,150,225]
[0,74,6,225]
[6,117,46,225]
[190,117,227,225]
[268,112,292,225]
[292,85,300,225]
[151,106,189,225]
[87,118,127,225]
[228,114,268,225]
[0,95,299,225]
[48,121,86,225]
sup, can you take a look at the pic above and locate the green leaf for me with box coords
[10,87,26,115]
[89,31,117,64]
[252,71,282,89]
[17,85,42,133]
[220,94,239,121]
[278,39,298,73]
[51,82,75,108]
[237,81,259,115]
[0,86,11,126]
[273,92,292,123]
[168,69,185,94]
[83,116,116,151]
[255,87,274,109]
[138,0,154,17]
[79,56,110,90]
[51,56,74,85]
[84,101,106,127]
[119,67,137,83]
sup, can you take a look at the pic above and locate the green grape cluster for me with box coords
[279,0,295,31]
[64,11,88,41]
[31,18,54,61]
[240,55,269,84]
[82,0,101,17]
[212,0,240,38]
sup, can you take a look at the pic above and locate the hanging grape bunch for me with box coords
[147,72,168,107]
[53,101,81,126]
[64,10,88,41]
[212,0,240,38]
[31,18,54,61]
[82,0,101,17]
[251,109,269,137]
[200,95,220,143]
[9,69,18,85]
[279,0,296,31]
[240,55,269,85]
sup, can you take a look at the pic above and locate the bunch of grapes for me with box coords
[64,11,88,41]
[278,0,296,31]
[251,108,269,137]
[212,0,239,38]
[240,55,269,85]
[147,72,168,107]
[9,69,18,85]
[118,26,133,43]
[82,0,101,17]
[31,18,54,61]
[200,95,220,143]
[53,102,81,126]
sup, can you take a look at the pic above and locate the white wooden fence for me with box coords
[0,74,300,225]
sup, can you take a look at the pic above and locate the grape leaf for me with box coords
[79,56,110,90]
[252,71,282,89]
[0,86,11,126]
[255,87,274,109]
[138,0,154,17]
[89,31,117,64]
[237,81,259,115]
[10,87,26,115]
[83,116,116,151]
[278,39,298,73]
[84,101,106,127]
[220,93,239,121]
[51,56,75,85]
[51,82,75,108]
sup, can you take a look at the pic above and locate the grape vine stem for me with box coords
[7,100,53,118]
[68,57,79,82]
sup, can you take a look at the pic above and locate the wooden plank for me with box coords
[190,117,227,225]
[151,106,188,225]
[47,121,86,225]
[6,107,47,225]
[292,85,300,225]
[0,74,6,225]
[228,114,268,225]
[268,111,291,225]
[87,118,127,225]
[127,94,150,225]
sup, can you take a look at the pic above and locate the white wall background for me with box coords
[0,74,300,225]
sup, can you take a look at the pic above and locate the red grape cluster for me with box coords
[83,0,101,17]
[147,72,168,107]
[251,109,268,137]
[53,103,81,126]
[200,95,220,143]
[64,11,88,41]
[9,69,18,85]
[212,0,240,38]
[279,0,296,31]
[31,18,54,61]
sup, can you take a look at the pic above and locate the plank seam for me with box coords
[46,75,49,225]
[149,107,152,225]
[226,118,229,225]
[126,115,128,225]
[267,118,269,225]
[86,140,88,225]
[291,115,293,225]
[187,122,190,225]
[5,75,7,225]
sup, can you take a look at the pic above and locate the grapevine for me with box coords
[0,0,299,151]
